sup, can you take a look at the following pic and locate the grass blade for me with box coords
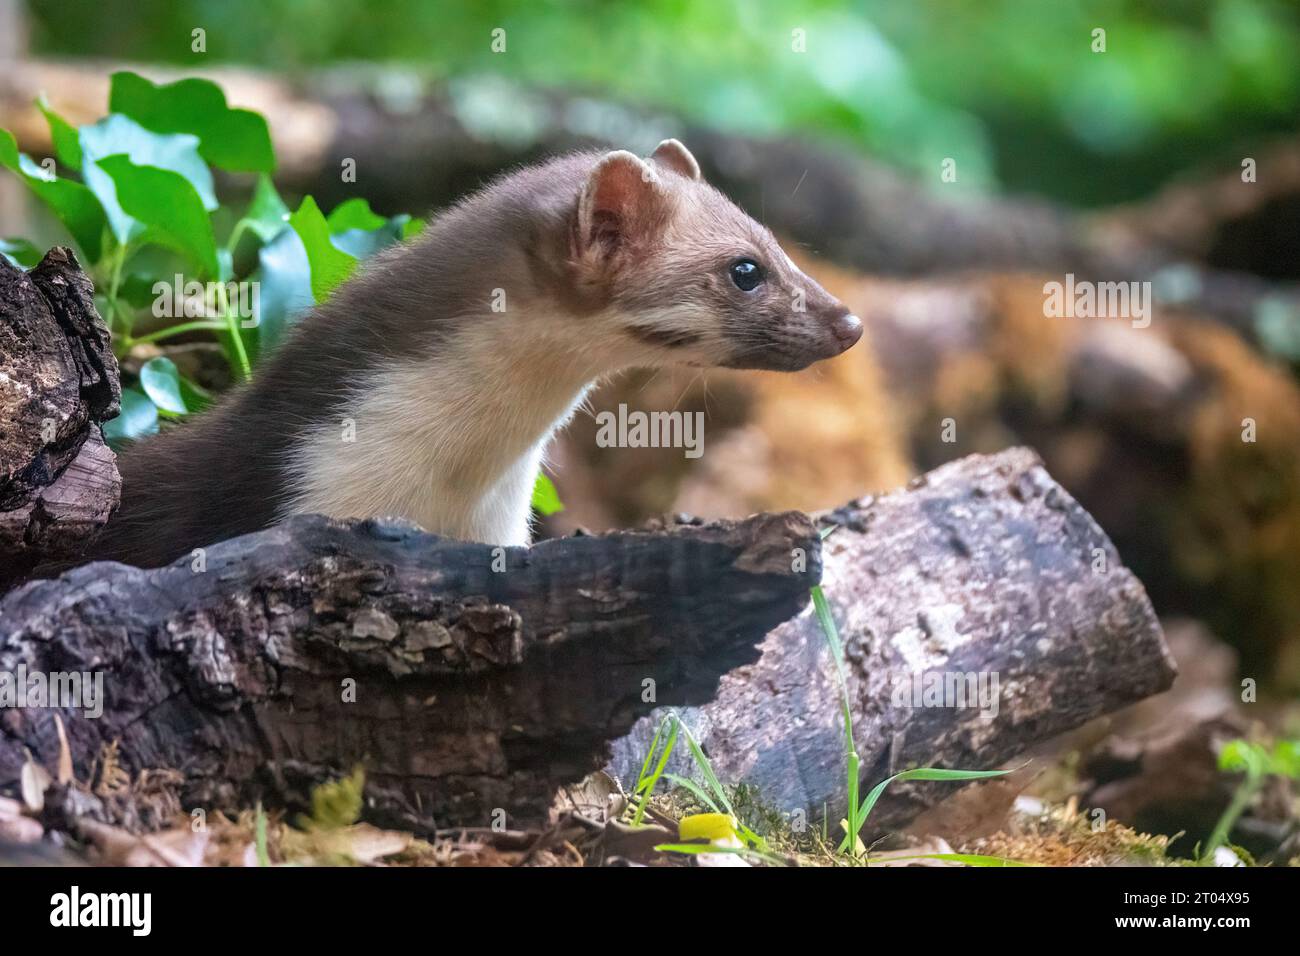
[631,716,680,825]
[662,773,722,813]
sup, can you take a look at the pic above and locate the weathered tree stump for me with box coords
[0,247,120,589]
[607,448,1177,837]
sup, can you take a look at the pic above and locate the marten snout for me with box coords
[713,264,865,371]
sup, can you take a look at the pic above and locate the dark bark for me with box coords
[0,247,120,588]
[607,448,1176,838]
[2,447,1176,840]
[0,510,820,833]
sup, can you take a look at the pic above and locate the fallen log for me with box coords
[0,247,120,590]
[607,448,1177,838]
[851,273,1300,681]
[0,510,819,833]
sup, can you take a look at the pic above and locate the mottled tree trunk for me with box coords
[607,448,1176,837]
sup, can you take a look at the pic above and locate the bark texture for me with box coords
[607,448,1176,837]
[0,247,120,589]
[0,511,819,832]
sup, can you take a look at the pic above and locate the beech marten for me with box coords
[93,140,862,567]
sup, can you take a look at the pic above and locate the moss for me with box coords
[960,798,1180,867]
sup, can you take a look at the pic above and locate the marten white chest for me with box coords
[95,140,861,568]
[284,312,602,547]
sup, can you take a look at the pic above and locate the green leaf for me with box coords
[841,767,1010,853]
[179,375,213,414]
[531,472,564,516]
[0,237,43,268]
[811,584,856,755]
[239,174,291,244]
[0,128,106,263]
[631,715,679,826]
[97,155,219,278]
[79,114,216,245]
[139,356,188,415]
[36,95,82,170]
[254,804,270,868]
[109,71,275,173]
[678,719,736,818]
[117,271,167,308]
[289,196,358,303]
[249,224,314,361]
[837,766,1012,854]
[102,387,159,446]
[661,773,723,813]
[402,217,426,241]
[1218,739,1271,778]
[324,200,422,261]
[634,715,670,795]
[326,198,388,233]
[888,853,1030,867]
[1271,740,1300,779]
[330,217,410,260]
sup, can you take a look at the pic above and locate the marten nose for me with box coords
[830,311,863,351]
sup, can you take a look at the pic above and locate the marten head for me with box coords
[569,140,862,372]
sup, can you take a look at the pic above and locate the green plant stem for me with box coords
[811,585,865,856]
[125,320,229,346]
[226,217,251,254]
[1202,773,1264,862]
[103,242,129,339]
[631,715,679,826]
[216,280,252,379]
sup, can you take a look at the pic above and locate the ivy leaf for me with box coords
[0,237,43,268]
[249,224,314,361]
[179,375,213,414]
[330,216,409,260]
[326,198,388,233]
[139,356,188,415]
[325,199,416,260]
[97,154,219,277]
[531,473,565,516]
[117,272,167,308]
[0,128,106,263]
[36,95,82,170]
[102,387,159,447]
[289,196,357,303]
[80,115,217,245]
[109,71,275,173]
[240,174,292,244]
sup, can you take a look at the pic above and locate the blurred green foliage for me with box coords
[24,0,1300,206]
[3,71,426,441]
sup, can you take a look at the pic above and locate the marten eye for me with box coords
[729,258,764,292]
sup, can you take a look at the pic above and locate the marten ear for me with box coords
[577,150,668,255]
[650,139,701,181]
